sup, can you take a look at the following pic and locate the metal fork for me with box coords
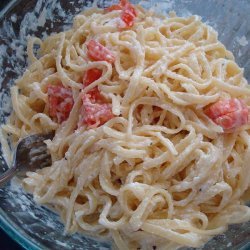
[0,132,54,187]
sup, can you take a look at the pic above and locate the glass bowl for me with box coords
[0,0,249,249]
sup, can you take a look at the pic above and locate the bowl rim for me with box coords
[0,0,21,21]
[0,3,42,250]
[0,206,42,250]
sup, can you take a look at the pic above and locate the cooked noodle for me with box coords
[1,4,250,250]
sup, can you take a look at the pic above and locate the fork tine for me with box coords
[0,132,54,187]
[16,133,53,173]
[29,146,48,158]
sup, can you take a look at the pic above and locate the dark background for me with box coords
[0,0,8,10]
[0,229,23,250]
[0,2,23,249]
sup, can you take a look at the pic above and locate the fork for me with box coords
[0,132,54,187]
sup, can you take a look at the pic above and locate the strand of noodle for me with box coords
[90,11,121,34]
[127,97,185,135]
[96,140,146,159]
[10,87,35,127]
[162,134,203,178]
[102,127,151,144]
[146,219,226,236]
[125,170,152,184]
[111,230,130,250]
[129,187,173,231]
[213,78,250,96]
[122,35,145,105]
[142,125,196,169]
[27,37,43,63]
[108,93,121,116]
[99,195,128,229]
[53,94,82,141]
[65,152,102,231]
[1,124,21,137]
[141,77,165,100]
[141,222,203,247]
[29,82,47,102]
[198,52,212,79]
[56,33,82,89]
[165,70,212,89]
[147,131,178,155]
[169,63,206,83]
[81,62,112,95]
[30,113,58,132]
[99,151,119,196]
[231,131,250,199]
[159,84,219,106]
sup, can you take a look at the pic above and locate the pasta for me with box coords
[1,1,250,249]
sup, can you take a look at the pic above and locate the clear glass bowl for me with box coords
[0,0,249,249]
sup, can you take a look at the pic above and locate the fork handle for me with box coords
[0,167,18,187]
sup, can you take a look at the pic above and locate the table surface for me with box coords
[0,1,23,248]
